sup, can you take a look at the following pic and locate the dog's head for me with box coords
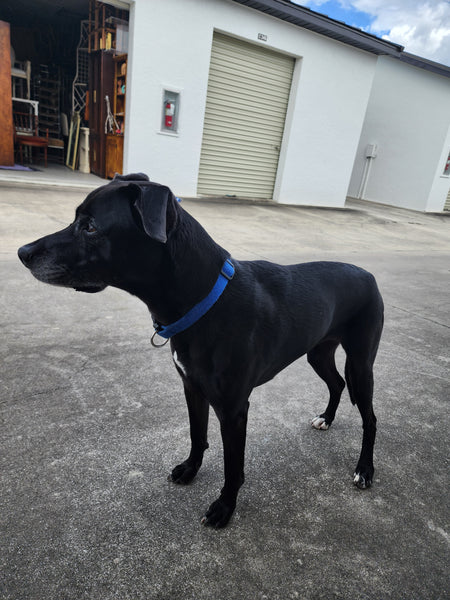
[17,174,181,294]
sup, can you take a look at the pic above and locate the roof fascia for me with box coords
[230,0,404,56]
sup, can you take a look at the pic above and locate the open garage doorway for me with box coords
[0,0,129,184]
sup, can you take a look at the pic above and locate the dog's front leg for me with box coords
[202,400,249,528]
[170,384,209,484]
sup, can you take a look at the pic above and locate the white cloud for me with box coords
[307,0,450,65]
[363,0,450,65]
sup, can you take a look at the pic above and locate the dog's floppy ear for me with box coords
[133,182,177,243]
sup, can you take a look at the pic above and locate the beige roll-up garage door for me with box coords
[445,188,450,211]
[197,32,295,200]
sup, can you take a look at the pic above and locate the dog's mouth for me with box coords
[73,284,106,293]
[28,262,71,285]
[26,260,106,294]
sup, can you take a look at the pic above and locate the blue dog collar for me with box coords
[152,258,235,345]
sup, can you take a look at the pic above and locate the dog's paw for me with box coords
[353,470,373,489]
[201,497,235,529]
[311,416,330,430]
[169,460,199,485]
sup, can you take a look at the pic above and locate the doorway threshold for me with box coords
[0,164,107,190]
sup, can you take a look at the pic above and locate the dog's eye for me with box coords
[85,222,97,234]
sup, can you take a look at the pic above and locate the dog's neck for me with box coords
[128,208,230,328]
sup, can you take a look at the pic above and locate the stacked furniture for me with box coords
[35,65,64,163]
[88,1,128,178]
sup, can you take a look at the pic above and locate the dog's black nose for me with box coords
[18,244,34,267]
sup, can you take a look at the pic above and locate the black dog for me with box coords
[18,174,384,528]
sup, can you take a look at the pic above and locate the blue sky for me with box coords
[296,0,450,65]
[304,1,381,32]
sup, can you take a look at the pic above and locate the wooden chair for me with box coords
[11,47,31,99]
[48,132,65,164]
[13,100,49,167]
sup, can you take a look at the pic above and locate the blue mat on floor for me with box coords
[0,164,33,171]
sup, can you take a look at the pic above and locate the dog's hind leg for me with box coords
[344,354,377,489]
[308,339,345,430]
[342,305,383,489]
[170,384,209,485]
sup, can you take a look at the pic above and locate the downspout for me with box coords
[357,143,377,199]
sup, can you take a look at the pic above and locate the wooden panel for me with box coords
[88,50,114,178]
[105,133,123,179]
[0,21,14,166]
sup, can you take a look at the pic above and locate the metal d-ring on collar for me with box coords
[151,332,170,347]
[151,258,235,347]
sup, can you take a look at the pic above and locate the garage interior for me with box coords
[0,0,129,181]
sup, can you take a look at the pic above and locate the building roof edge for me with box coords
[231,0,404,56]
[230,0,450,78]
[397,52,450,78]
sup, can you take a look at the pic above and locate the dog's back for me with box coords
[211,259,383,387]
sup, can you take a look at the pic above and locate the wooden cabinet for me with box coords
[104,53,127,177]
[0,21,14,166]
[88,51,126,179]
[112,54,126,134]
[105,133,123,179]
[88,50,114,178]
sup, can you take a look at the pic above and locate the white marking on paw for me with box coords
[311,416,329,430]
[353,472,367,488]
[173,351,187,377]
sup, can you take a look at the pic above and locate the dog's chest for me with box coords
[172,351,187,377]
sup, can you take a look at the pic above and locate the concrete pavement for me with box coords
[1,182,449,599]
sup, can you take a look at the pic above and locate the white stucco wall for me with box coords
[123,0,377,206]
[348,56,450,211]
[427,123,450,212]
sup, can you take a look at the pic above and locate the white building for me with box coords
[124,0,398,207]
[348,54,450,212]
[3,0,450,211]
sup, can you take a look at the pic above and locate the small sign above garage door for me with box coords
[198,32,295,200]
